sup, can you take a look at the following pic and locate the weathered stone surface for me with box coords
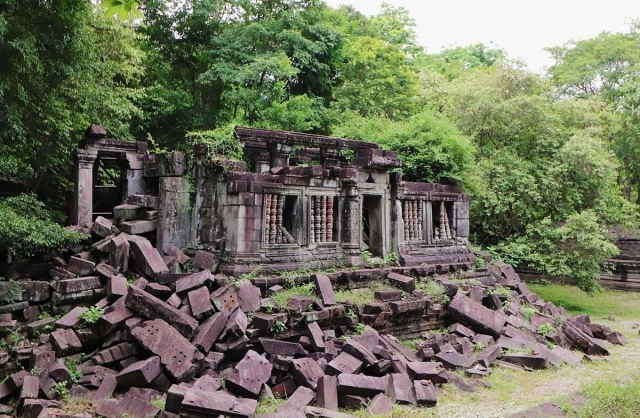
[50,329,82,356]
[261,338,307,356]
[188,286,214,317]
[125,285,198,339]
[20,375,39,402]
[450,323,475,339]
[109,234,130,274]
[193,374,222,392]
[224,308,248,339]
[67,257,95,276]
[562,321,609,356]
[374,289,402,301]
[338,394,368,410]
[367,393,394,415]
[127,194,160,209]
[317,375,338,411]
[287,296,314,314]
[106,276,128,302]
[192,250,216,271]
[97,299,135,336]
[386,272,416,293]
[291,358,325,390]
[29,349,55,372]
[210,283,241,317]
[91,342,138,365]
[48,360,72,383]
[305,406,356,418]
[130,239,168,278]
[165,245,190,265]
[277,386,316,415]
[551,346,582,365]
[306,321,326,352]
[388,373,415,405]
[93,374,118,404]
[180,387,257,418]
[312,274,336,305]
[113,204,141,221]
[407,362,447,383]
[55,276,102,294]
[327,352,363,376]
[342,339,376,367]
[435,345,473,370]
[116,356,162,391]
[236,280,261,313]
[193,312,227,353]
[96,392,160,418]
[131,319,203,382]
[448,294,507,337]
[474,343,502,368]
[500,353,549,369]
[414,380,438,406]
[270,376,298,398]
[226,350,273,398]
[337,374,386,398]
[175,270,211,296]
[252,312,276,331]
[121,220,157,235]
[607,331,627,345]
[92,216,113,238]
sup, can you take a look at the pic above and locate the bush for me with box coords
[0,194,86,259]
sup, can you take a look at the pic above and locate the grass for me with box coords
[347,284,640,417]
[334,282,396,305]
[529,283,640,319]
[255,395,287,415]
[270,282,316,309]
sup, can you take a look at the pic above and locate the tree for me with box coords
[0,1,145,210]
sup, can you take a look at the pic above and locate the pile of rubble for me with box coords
[0,222,628,418]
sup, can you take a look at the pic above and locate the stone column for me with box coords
[341,180,363,266]
[72,148,98,227]
[266,143,293,168]
[157,177,192,253]
[256,151,271,173]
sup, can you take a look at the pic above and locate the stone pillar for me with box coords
[266,143,292,168]
[256,151,271,173]
[72,148,98,227]
[157,177,192,253]
[341,181,363,266]
[454,200,470,238]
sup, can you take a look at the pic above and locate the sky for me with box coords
[324,0,640,73]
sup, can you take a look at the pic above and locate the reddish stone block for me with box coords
[312,274,336,305]
[316,375,338,411]
[116,356,162,391]
[188,286,214,318]
[193,312,227,353]
[130,319,203,382]
[125,285,198,339]
[226,350,273,399]
[336,374,386,398]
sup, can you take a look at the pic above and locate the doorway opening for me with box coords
[361,195,383,257]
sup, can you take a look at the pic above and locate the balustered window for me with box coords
[309,195,338,243]
[401,199,424,242]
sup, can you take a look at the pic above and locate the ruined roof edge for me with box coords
[235,126,379,150]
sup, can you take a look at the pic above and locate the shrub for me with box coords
[0,194,86,259]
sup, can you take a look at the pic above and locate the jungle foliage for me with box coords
[1,0,639,291]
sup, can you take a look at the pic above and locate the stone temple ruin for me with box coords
[0,125,628,418]
[71,125,473,277]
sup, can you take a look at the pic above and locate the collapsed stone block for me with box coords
[316,375,338,411]
[130,239,168,278]
[312,274,336,305]
[291,358,325,390]
[50,329,82,357]
[226,350,273,399]
[116,356,162,391]
[336,374,387,398]
[67,256,95,276]
[125,285,199,339]
[180,387,257,418]
[448,294,507,337]
[131,319,203,382]
[193,312,227,353]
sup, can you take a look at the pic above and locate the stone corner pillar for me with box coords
[266,143,292,168]
[157,177,192,254]
[341,181,363,266]
[72,148,98,227]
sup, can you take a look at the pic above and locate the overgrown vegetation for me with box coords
[0,195,86,259]
[78,306,105,325]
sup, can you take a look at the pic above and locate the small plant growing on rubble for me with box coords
[381,252,398,266]
[354,323,366,335]
[360,248,373,264]
[502,300,511,312]
[50,381,70,401]
[474,342,485,351]
[345,309,357,318]
[151,396,166,410]
[64,358,83,383]
[273,320,287,334]
[519,305,537,322]
[30,366,43,376]
[78,306,104,325]
[262,301,274,314]
[537,323,556,336]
